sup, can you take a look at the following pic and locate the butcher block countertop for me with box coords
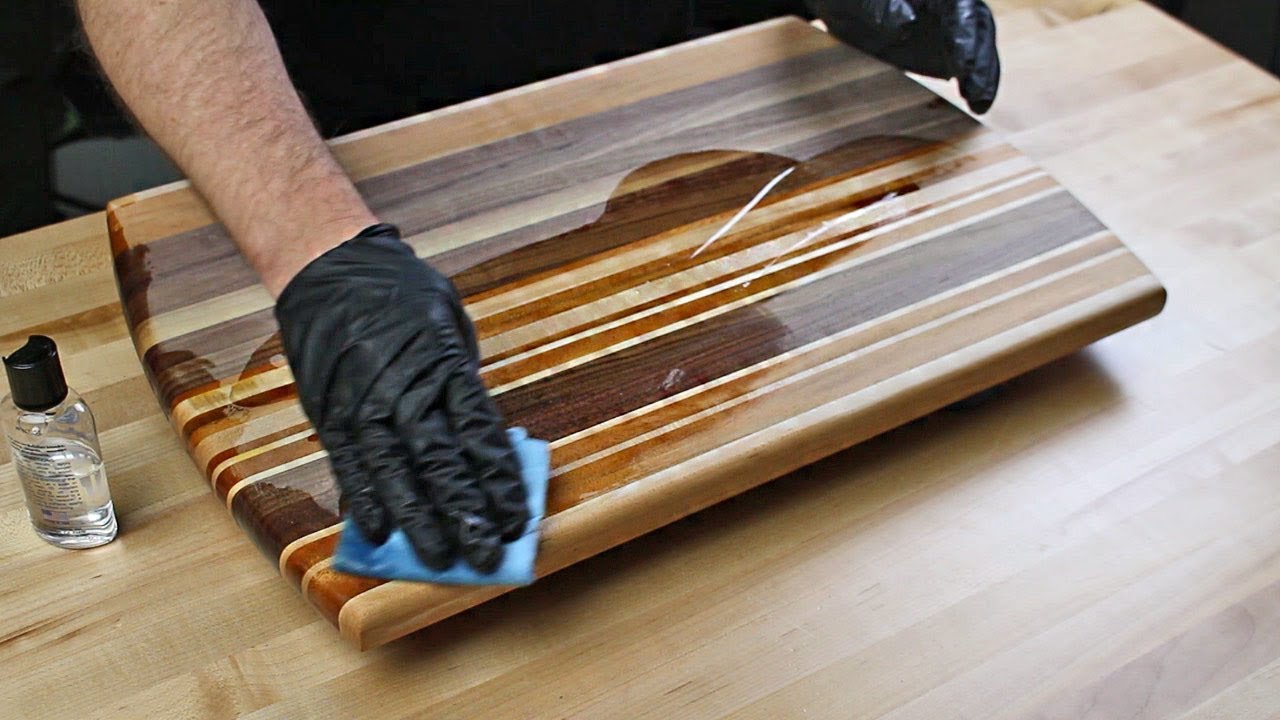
[4,2,1280,718]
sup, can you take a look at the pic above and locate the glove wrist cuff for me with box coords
[274,222,408,312]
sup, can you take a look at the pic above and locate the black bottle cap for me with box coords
[3,335,69,411]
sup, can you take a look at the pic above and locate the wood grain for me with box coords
[106,17,1163,649]
[5,1,1280,717]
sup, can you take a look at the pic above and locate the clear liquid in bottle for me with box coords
[10,431,117,548]
[4,335,117,549]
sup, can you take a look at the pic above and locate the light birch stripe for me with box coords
[279,523,344,578]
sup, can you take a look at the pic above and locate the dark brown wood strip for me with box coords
[113,226,255,332]
[493,189,1101,441]
[229,458,340,563]
[363,48,894,236]
[772,96,974,161]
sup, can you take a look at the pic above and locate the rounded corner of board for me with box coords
[105,196,139,257]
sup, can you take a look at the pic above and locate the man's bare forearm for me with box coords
[77,0,376,296]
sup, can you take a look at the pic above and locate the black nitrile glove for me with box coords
[275,223,528,573]
[807,0,1001,114]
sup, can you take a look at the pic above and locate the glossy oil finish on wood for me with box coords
[105,18,1164,648]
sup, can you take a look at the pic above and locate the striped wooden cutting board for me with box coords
[107,17,1166,649]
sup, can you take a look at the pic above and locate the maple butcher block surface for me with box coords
[107,17,1164,648]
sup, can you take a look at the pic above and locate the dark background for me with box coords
[2,0,1277,239]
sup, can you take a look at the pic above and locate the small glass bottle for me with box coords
[3,335,117,549]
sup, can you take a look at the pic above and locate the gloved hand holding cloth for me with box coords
[274,224,531,575]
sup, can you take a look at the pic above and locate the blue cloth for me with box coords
[332,427,549,586]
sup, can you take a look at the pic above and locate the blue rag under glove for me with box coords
[332,427,549,586]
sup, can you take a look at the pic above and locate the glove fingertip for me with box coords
[961,3,1000,114]
[497,504,531,543]
[453,511,505,573]
[465,535,505,575]
[965,95,993,115]
[404,519,456,571]
[960,76,996,114]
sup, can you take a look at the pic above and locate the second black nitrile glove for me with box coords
[275,223,528,573]
[807,0,1001,114]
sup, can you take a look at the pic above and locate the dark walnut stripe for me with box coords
[114,225,257,335]
[771,96,971,163]
[366,49,900,243]
[493,189,1101,441]
[229,457,341,562]
[118,49,944,323]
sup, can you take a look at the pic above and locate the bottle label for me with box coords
[9,437,88,529]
